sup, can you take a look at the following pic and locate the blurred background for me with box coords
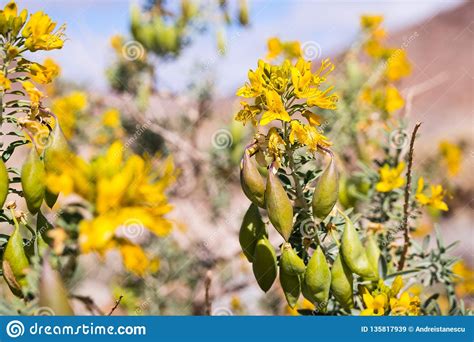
[6,0,472,315]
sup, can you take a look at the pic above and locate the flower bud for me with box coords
[252,237,277,292]
[330,252,354,310]
[312,156,339,221]
[265,169,293,241]
[0,158,9,208]
[39,257,74,315]
[303,246,331,306]
[2,224,29,297]
[240,152,266,207]
[280,243,305,275]
[21,147,45,214]
[239,203,267,262]
[341,215,377,279]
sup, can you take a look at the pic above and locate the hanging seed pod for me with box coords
[2,224,29,297]
[39,257,74,315]
[341,215,377,279]
[238,0,249,26]
[303,246,331,305]
[366,234,381,276]
[265,169,293,241]
[0,159,8,208]
[21,147,46,214]
[240,152,266,207]
[239,203,267,262]
[280,271,301,308]
[312,156,339,221]
[330,252,354,310]
[280,243,305,275]
[252,237,277,292]
[43,122,71,174]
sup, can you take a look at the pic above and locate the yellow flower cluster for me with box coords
[361,276,420,316]
[45,141,176,276]
[235,53,336,158]
[439,140,462,177]
[452,261,474,298]
[359,15,411,115]
[51,91,88,139]
[415,177,448,212]
[266,37,302,61]
[375,162,405,192]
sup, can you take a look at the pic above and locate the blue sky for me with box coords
[17,0,463,96]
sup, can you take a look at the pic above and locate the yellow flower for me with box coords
[0,71,11,90]
[375,162,405,192]
[360,15,384,31]
[22,11,65,51]
[415,177,448,211]
[291,58,315,98]
[267,127,285,162]
[312,58,335,85]
[119,242,159,276]
[110,34,124,54]
[260,89,290,125]
[385,49,412,81]
[102,108,121,128]
[3,0,18,20]
[21,80,43,112]
[267,37,283,60]
[439,140,462,177]
[51,91,87,138]
[285,298,314,315]
[384,85,404,113]
[29,58,61,84]
[235,102,260,126]
[289,120,331,152]
[390,292,421,316]
[236,59,266,98]
[307,87,338,110]
[302,111,322,127]
[361,292,387,316]
[452,260,474,298]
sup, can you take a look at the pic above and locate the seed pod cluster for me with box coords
[312,156,339,221]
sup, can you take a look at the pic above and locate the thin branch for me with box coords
[204,270,212,316]
[107,295,123,316]
[398,122,422,271]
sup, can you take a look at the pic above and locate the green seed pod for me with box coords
[240,152,266,207]
[21,148,46,214]
[303,246,331,305]
[39,257,74,315]
[238,0,249,26]
[341,215,377,279]
[330,252,354,310]
[312,157,339,221]
[252,237,277,292]
[239,203,267,262]
[0,159,9,208]
[265,170,293,241]
[280,243,305,275]
[2,224,29,297]
[366,234,381,276]
[280,271,301,308]
[44,122,71,174]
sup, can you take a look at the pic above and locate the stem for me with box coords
[397,122,421,271]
